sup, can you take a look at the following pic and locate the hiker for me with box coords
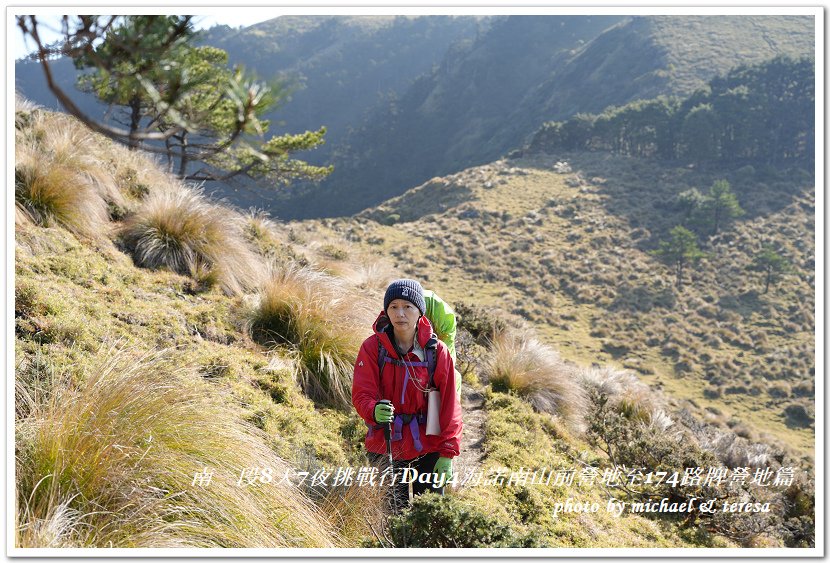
[352,279,463,510]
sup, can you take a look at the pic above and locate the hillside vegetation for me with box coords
[16,15,813,221]
[336,55,816,461]
[529,56,814,165]
[339,148,815,454]
[15,99,814,548]
[177,16,485,167]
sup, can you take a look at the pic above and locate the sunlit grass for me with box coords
[15,346,338,548]
[246,265,375,410]
[483,329,588,433]
[121,186,266,295]
[14,117,113,237]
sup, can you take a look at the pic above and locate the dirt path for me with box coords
[454,383,487,478]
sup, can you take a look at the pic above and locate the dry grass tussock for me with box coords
[580,365,671,429]
[101,138,177,204]
[246,209,280,241]
[15,92,40,114]
[15,346,338,548]
[246,264,376,409]
[294,229,395,295]
[483,329,588,433]
[121,185,266,295]
[313,481,389,547]
[241,209,299,263]
[329,260,396,296]
[15,110,119,238]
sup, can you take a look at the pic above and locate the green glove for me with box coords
[433,456,453,482]
[374,401,394,424]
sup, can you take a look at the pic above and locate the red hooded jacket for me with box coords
[352,312,463,460]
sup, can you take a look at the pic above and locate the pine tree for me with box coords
[703,179,744,236]
[653,226,705,291]
[748,246,792,294]
[17,15,331,185]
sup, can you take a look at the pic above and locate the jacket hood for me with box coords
[373,311,436,356]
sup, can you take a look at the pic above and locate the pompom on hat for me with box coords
[383,279,426,316]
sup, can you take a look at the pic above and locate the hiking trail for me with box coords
[455,382,487,478]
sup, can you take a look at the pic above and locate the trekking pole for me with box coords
[378,399,398,515]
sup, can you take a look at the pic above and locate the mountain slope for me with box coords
[280,14,813,219]
[15,102,814,548]
[322,150,815,461]
[202,16,486,165]
[524,15,815,120]
[15,15,486,212]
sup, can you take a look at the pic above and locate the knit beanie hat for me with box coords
[383,279,426,316]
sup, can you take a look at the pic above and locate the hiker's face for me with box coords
[387,299,420,332]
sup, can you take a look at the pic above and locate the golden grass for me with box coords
[15,92,39,113]
[483,329,588,433]
[330,260,396,294]
[121,185,266,295]
[579,365,667,426]
[14,97,213,236]
[241,209,301,265]
[15,346,338,548]
[246,209,280,242]
[14,110,117,238]
[246,265,375,410]
[102,141,176,201]
[315,481,389,546]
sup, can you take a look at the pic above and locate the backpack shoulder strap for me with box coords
[425,335,438,389]
[376,335,387,380]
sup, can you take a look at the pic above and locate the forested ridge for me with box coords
[528,56,814,165]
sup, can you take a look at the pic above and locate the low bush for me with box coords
[368,493,542,548]
[580,365,658,424]
[791,381,813,397]
[454,301,507,345]
[783,404,813,427]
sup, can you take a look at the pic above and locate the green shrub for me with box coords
[580,365,656,423]
[781,479,816,547]
[318,244,348,260]
[454,301,507,345]
[791,381,813,397]
[369,493,542,548]
[703,386,722,399]
[783,404,813,427]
